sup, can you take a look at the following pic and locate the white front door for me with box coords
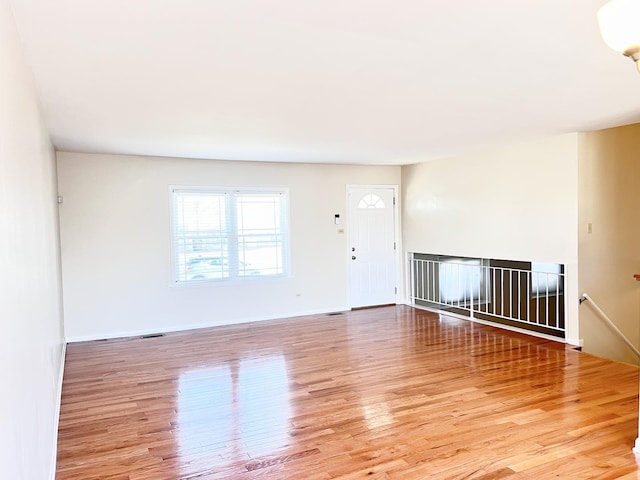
[348,186,397,308]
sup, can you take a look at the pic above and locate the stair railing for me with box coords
[579,292,640,359]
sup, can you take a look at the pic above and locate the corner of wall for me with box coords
[49,342,66,480]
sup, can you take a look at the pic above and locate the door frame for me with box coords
[346,184,401,309]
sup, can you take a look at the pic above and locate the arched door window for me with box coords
[358,194,385,209]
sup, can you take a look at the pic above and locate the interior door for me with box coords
[348,186,397,308]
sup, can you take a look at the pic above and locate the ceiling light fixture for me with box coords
[598,0,640,71]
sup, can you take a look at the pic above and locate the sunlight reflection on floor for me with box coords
[177,355,292,474]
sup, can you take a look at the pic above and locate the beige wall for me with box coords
[578,125,640,365]
[401,134,580,342]
[57,152,400,341]
[0,0,66,478]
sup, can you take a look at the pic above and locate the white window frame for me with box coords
[170,186,290,285]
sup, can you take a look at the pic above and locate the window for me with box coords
[358,193,385,209]
[171,187,289,284]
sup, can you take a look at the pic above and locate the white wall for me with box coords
[0,1,66,478]
[57,152,400,341]
[401,134,580,342]
[578,125,640,365]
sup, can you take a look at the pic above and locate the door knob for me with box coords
[352,255,356,260]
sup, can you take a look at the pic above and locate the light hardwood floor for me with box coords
[56,306,640,479]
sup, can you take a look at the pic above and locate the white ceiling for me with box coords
[10,0,640,165]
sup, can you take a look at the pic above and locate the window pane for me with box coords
[236,193,285,276]
[173,192,229,282]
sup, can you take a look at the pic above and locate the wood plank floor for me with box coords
[56,305,640,479]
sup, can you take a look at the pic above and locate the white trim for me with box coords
[49,341,66,480]
[566,337,583,347]
[345,184,401,308]
[634,437,640,456]
[404,252,414,305]
[410,303,566,344]
[65,306,351,343]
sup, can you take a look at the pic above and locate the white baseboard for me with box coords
[50,341,66,480]
[566,337,583,348]
[65,306,352,343]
